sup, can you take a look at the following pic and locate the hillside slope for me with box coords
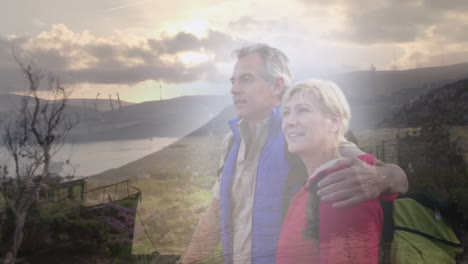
[380,78,468,127]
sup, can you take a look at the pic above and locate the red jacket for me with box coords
[276,154,395,264]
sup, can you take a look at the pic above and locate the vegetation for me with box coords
[380,78,468,128]
[131,170,213,255]
[400,124,467,224]
[365,78,468,253]
[15,200,108,255]
[0,189,153,263]
[0,51,78,264]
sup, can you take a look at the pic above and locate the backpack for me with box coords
[380,193,465,264]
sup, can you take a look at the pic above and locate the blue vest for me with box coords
[219,107,293,264]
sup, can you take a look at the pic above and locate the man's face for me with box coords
[230,53,280,122]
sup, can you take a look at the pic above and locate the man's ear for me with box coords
[272,78,285,97]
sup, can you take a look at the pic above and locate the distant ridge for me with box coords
[66,98,135,111]
[0,93,134,112]
[330,62,468,101]
[68,94,231,142]
[380,78,468,127]
[0,93,101,127]
[324,62,468,131]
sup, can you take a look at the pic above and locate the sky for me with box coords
[1,0,468,102]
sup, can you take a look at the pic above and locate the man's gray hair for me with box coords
[234,43,292,88]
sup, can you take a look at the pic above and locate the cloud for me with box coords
[162,32,201,53]
[70,59,218,84]
[0,37,28,91]
[228,16,263,32]
[201,30,243,62]
[430,22,468,43]
[292,0,468,70]
[322,0,436,44]
[0,37,13,65]
[424,0,468,12]
[297,0,468,45]
[0,24,239,92]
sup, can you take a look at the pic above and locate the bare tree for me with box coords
[159,85,162,100]
[116,92,122,110]
[94,92,101,111]
[0,52,78,264]
[108,93,114,111]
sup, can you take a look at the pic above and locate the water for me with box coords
[0,137,179,177]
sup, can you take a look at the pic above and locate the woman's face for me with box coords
[281,91,337,156]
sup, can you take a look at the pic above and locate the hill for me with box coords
[330,62,468,100]
[0,93,231,143]
[327,62,468,131]
[0,93,103,130]
[66,98,135,111]
[379,78,468,127]
[0,93,134,112]
[68,95,231,142]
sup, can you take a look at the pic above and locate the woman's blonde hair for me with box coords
[282,79,351,139]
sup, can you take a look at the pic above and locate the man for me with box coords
[181,43,408,264]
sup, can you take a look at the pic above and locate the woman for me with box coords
[276,79,391,264]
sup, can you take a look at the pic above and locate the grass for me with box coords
[131,175,213,255]
[87,135,225,256]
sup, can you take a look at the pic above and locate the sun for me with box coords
[160,18,210,38]
[177,52,212,66]
[180,18,210,37]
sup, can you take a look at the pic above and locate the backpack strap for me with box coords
[281,151,308,219]
[379,200,395,264]
[302,171,328,242]
[380,200,395,243]
[393,226,463,248]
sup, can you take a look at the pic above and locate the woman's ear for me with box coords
[328,115,341,133]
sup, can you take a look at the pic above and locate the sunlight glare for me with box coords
[178,52,211,66]
[180,18,209,37]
